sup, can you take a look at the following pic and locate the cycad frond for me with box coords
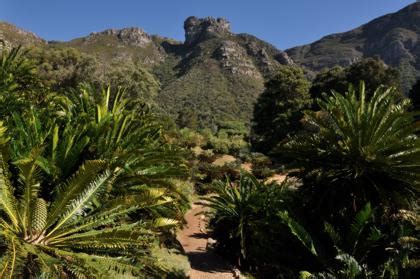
[349,203,373,254]
[153,217,179,228]
[16,148,43,234]
[0,153,19,230]
[284,82,420,210]
[47,169,112,236]
[278,211,318,256]
[46,160,106,228]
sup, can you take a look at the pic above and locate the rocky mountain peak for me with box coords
[184,16,231,45]
[88,27,152,47]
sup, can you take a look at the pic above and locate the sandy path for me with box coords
[177,201,234,279]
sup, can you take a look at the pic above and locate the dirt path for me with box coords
[177,201,234,279]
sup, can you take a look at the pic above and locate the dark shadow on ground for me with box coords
[187,250,232,273]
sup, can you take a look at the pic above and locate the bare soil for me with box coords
[177,201,234,279]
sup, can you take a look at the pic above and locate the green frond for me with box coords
[335,253,363,278]
[153,217,179,228]
[324,222,342,248]
[0,153,19,230]
[278,211,318,256]
[0,236,17,278]
[51,224,152,250]
[46,204,140,241]
[46,169,112,237]
[349,203,373,254]
[46,160,106,229]
[16,148,43,234]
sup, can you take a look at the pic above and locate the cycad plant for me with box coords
[284,82,420,214]
[6,85,188,214]
[204,173,265,265]
[0,121,177,278]
[51,85,186,185]
[204,172,299,271]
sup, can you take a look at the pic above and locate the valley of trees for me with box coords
[0,44,419,279]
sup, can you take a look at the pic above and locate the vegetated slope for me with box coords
[0,17,292,129]
[3,2,420,125]
[286,2,420,92]
[155,17,293,129]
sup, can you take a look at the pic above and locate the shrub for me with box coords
[284,82,420,218]
[204,173,316,275]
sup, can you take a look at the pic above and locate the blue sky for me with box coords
[1,0,415,50]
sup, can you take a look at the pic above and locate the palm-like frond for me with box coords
[46,169,112,237]
[46,160,106,229]
[348,203,374,254]
[278,211,318,256]
[0,121,19,231]
[284,82,420,210]
[0,83,187,277]
[0,157,169,277]
[0,145,177,278]
[205,172,291,263]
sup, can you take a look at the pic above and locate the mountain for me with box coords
[155,17,292,129]
[1,3,420,126]
[0,17,292,129]
[286,2,420,92]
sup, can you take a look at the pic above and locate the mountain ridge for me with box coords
[286,2,420,91]
[0,16,293,128]
[1,2,420,125]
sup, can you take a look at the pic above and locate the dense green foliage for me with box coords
[251,65,312,153]
[286,82,419,213]
[207,82,419,278]
[205,173,320,277]
[1,41,419,278]
[0,47,190,277]
[0,46,45,116]
[26,46,160,103]
[309,58,402,102]
[28,47,97,91]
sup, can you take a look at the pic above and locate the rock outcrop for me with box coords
[184,16,232,45]
[213,40,263,79]
[87,27,152,47]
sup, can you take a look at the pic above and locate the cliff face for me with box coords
[184,16,232,45]
[154,16,292,128]
[286,2,420,91]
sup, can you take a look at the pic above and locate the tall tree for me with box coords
[251,65,311,153]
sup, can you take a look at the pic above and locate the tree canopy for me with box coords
[251,65,311,153]
[310,57,402,103]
